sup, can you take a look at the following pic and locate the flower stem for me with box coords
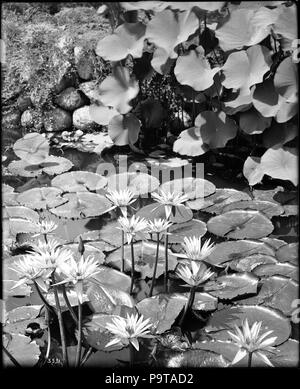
[121,230,125,273]
[80,346,93,367]
[164,230,169,293]
[129,342,135,367]
[75,299,82,368]
[248,351,253,368]
[149,233,160,297]
[52,275,68,367]
[2,345,22,367]
[179,286,196,327]
[43,233,48,244]
[130,240,135,295]
[62,285,78,325]
[45,308,51,361]
[34,281,56,315]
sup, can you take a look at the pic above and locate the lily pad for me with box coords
[4,305,46,335]
[136,202,193,224]
[160,177,216,200]
[3,333,40,367]
[207,210,274,239]
[187,188,251,213]
[106,241,178,279]
[205,305,291,346]
[204,273,258,300]
[51,171,107,192]
[106,172,159,196]
[91,266,131,293]
[108,114,141,146]
[8,156,73,177]
[136,293,186,334]
[253,262,298,282]
[191,292,218,312]
[275,243,298,265]
[229,254,278,272]
[168,219,207,244]
[222,200,284,218]
[270,339,299,367]
[166,349,229,368]
[3,280,31,298]
[49,193,112,219]
[243,156,264,186]
[13,132,49,164]
[17,187,65,210]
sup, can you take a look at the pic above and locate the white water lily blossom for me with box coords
[228,319,277,367]
[10,255,52,292]
[117,215,149,244]
[176,236,215,262]
[106,188,136,217]
[176,261,214,287]
[33,219,58,237]
[147,218,173,235]
[55,255,101,303]
[151,190,189,219]
[105,313,153,351]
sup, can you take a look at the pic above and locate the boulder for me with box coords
[79,81,102,103]
[2,110,21,129]
[44,108,72,132]
[55,87,85,111]
[75,47,95,80]
[17,96,32,112]
[73,105,96,131]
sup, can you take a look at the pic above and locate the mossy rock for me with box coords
[55,87,86,111]
[44,107,72,132]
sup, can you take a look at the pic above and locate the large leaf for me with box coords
[207,210,274,239]
[206,239,275,266]
[106,172,159,196]
[221,45,271,96]
[175,46,220,91]
[51,171,107,192]
[96,22,146,61]
[4,305,46,335]
[136,293,186,334]
[106,241,178,279]
[108,114,140,146]
[229,253,277,273]
[160,177,216,200]
[253,262,298,282]
[222,199,284,218]
[166,349,229,368]
[89,104,119,126]
[13,133,49,164]
[205,305,291,346]
[239,108,271,135]
[8,156,73,178]
[275,243,298,265]
[274,56,298,103]
[204,273,258,300]
[243,156,264,186]
[145,9,199,74]
[136,202,193,224]
[273,4,297,51]
[98,66,139,114]
[173,126,208,156]
[17,187,65,210]
[91,266,131,293]
[3,333,40,367]
[269,339,299,367]
[263,122,297,148]
[168,219,207,244]
[49,193,112,219]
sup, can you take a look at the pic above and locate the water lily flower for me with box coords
[117,215,148,244]
[106,188,136,217]
[105,313,153,351]
[147,218,173,235]
[228,319,277,367]
[151,190,189,220]
[176,236,215,262]
[32,219,58,237]
[55,255,101,303]
[10,255,52,292]
[176,261,214,287]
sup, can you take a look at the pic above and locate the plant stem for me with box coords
[75,299,82,368]
[129,342,135,367]
[130,240,135,295]
[149,233,160,297]
[248,352,253,368]
[62,285,78,325]
[179,286,196,327]
[45,308,51,361]
[52,275,68,367]
[43,233,48,244]
[121,230,125,273]
[164,230,169,293]
[2,345,22,367]
[34,281,56,315]
[80,347,93,367]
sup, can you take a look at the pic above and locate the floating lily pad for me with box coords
[270,339,299,367]
[206,239,275,266]
[46,289,89,312]
[51,171,107,192]
[64,243,105,264]
[166,349,229,368]
[8,156,73,177]
[3,280,31,298]
[136,293,186,334]
[91,266,131,293]
[49,193,112,219]
[2,185,19,206]
[106,241,178,279]
[276,243,298,265]
[3,206,41,240]
[168,219,207,244]
[74,233,116,252]
[13,132,49,164]
[260,237,287,250]
[204,273,258,300]
[3,333,40,367]
[160,177,216,200]
[136,203,193,224]
[222,200,284,218]
[207,210,274,239]
[3,206,40,222]
[17,187,65,210]
[191,292,218,311]
[187,188,251,213]
[229,254,278,272]
[81,220,123,249]
[106,172,159,196]
[253,262,298,282]
[238,276,298,316]
[205,305,291,346]
[146,157,189,171]
[4,305,46,335]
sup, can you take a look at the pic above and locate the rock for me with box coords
[55,34,74,56]
[17,96,32,112]
[2,110,21,129]
[44,108,72,132]
[75,48,95,80]
[55,87,85,111]
[73,105,96,131]
[21,110,34,127]
[79,81,102,103]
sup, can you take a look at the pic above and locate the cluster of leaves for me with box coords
[88,1,297,186]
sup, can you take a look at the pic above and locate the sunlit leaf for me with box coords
[166,348,229,368]
[243,156,264,186]
[89,104,119,126]
[17,187,65,210]
[3,333,40,367]
[168,219,207,244]
[253,262,298,282]
[168,2,225,12]
[51,171,107,192]
[108,114,140,146]
[136,203,193,224]
[222,199,284,218]
[205,273,258,299]
[273,4,297,51]
[274,56,298,103]
[160,177,216,200]
[120,1,168,12]
[275,243,298,265]
[4,305,46,335]
[229,253,277,272]
[106,172,159,196]
[8,156,73,177]
[173,126,209,156]
[13,133,49,164]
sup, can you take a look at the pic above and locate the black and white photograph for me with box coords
[1,1,299,372]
